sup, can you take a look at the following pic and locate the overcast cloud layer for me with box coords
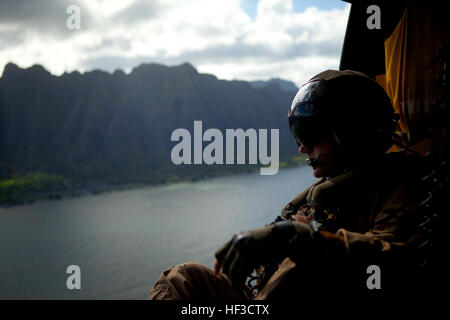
[0,0,350,86]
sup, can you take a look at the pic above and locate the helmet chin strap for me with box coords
[304,129,339,169]
[304,129,346,172]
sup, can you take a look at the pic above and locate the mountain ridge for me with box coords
[0,61,302,205]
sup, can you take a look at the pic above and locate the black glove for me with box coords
[214,221,315,291]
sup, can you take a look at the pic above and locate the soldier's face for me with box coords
[299,138,339,178]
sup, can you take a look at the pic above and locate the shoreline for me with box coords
[1,157,307,209]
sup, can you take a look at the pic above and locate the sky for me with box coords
[0,0,350,86]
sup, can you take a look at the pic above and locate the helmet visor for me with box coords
[289,118,322,149]
[289,105,328,149]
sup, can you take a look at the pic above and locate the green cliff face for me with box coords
[0,62,300,204]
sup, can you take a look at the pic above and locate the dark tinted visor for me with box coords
[289,119,321,149]
[289,105,328,149]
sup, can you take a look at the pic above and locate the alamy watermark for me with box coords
[366,5,381,30]
[170,121,279,175]
[66,5,81,30]
[366,264,381,289]
[66,264,81,290]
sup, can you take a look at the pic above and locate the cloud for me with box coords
[0,26,26,50]
[0,0,96,38]
[0,0,350,85]
[110,0,162,25]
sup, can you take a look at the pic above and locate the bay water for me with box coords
[0,166,315,299]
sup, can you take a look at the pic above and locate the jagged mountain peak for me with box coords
[1,63,52,79]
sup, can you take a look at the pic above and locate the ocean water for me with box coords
[0,166,315,299]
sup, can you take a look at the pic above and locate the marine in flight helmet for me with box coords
[288,70,397,170]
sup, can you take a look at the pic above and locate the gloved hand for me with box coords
[214,221,315,291]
